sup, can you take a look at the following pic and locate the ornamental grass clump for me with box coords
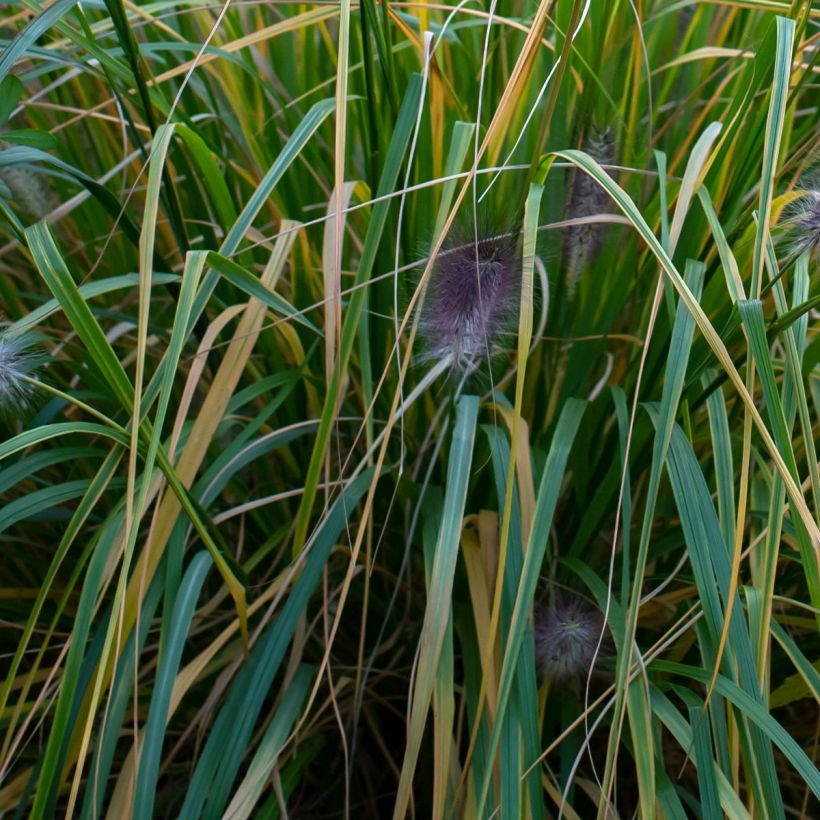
[419,223,521,377]
[3,1,819,815]
[534,593,610,687]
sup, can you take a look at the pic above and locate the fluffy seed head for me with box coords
[419,225,521,376]
[534,593,609,685]
[0,143,57,220]
[0,331,43,416]
[783,185,820,260]
[563,127,615,294]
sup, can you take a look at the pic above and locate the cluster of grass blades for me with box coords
[1,0,819,816]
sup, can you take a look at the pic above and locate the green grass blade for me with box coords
[423,495,455,820]
[393,394,479,820]
[7,274,180,336]
[0,423,129,461]
[205,251,317,332]
[0,449,121,755]
[668,122,721,255]
[177,468,375,820]
[549,149,819,544]
[25,222,134,410]
[738,300,820,616]
[476,398,587,818]
[750,16,793,298]
[291,74,422,557]
[688,707,721,819]
[134,552,213,819]
[219,99,336,258]
[0,0,78,84]
[490,428,545,820]
[770,619,820,706]
[703,370,735,549]
[80,564,163,819]
[29,515,122,817]
[656,662,820,803]
[432,121,475,242]
[651,411,785,817]
[652,688,751,820]
[697,187,745,302]
[0,479,94,535]
[222,665,314,820]
[600,258,703,809]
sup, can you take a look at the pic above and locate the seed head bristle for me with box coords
[419,223,521,377]
[563,127,615,296]
[533,593,610,686]
[0,330,44,417]
[783,183,820,260]
[0,152,57,220]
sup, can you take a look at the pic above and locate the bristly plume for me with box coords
[0,330,44,417]
[419,223,521,377]
[563,127,615,296]
[533,592,610,687]
[0,143,57,220]
[782,182,820,260]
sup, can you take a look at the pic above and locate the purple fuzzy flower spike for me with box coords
[784,181,820,260]
[533,593,610,687]
[419,226,521,376]
[563,127,614,296]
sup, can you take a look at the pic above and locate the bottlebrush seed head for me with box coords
[419,225,521,377]
[0,330,43,416]
[0,143,57,220]
[533,593,609,685]
[784,184,820,259]
[563,127,615,295]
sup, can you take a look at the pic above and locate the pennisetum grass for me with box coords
[0,2,818,818]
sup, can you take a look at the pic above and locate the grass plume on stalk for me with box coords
[0,330,43,418]
[783,178,820,259]
[562,128,615,296]
[418,221,521,377]
[0,165,57,220]
[534,592,611,688]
